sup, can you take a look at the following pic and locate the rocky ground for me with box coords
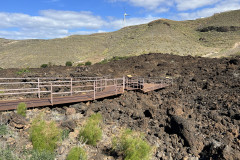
[0,53,240,160]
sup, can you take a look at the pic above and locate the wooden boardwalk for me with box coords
[0,77,172,111]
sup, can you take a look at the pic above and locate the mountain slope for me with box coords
[0,9,240,68]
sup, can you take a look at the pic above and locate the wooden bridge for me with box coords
[0,77,172,111]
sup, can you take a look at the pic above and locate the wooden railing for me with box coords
[0,77,125,104]
[0,76,173,106]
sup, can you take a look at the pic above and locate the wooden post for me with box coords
[51,83,53,105]
[142,78,144,89]
[122,76,125,93]
[105,78,107,89]
[38,78,40,98]
[114,79,117,94]
[71,78,73,96]
[93,81,96,100]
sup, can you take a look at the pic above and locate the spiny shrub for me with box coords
[17,102,27,117]
[30,115,61,152]
[40,64,48,68]
[84,61,92,66]
[30,150,55,160]
[112,129,152,160]
[66,147,87,160]
[79,113,102,146]
[0,124,8,136]
[65,61,73,66]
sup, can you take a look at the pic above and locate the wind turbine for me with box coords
[123,9,130,27]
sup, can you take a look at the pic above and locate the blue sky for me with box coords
[0,0,239,39]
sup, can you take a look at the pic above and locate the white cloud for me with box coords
[179,0,240,19]
[175,0,221,11]
[110,0,240,13]
[155,7,169,13]
[0,10,159,39]
[0,0,239,39]
[109,0,171,10]
[0,10,105,30]
[128,0,167,10]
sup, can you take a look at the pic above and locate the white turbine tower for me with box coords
[123,9,130,27]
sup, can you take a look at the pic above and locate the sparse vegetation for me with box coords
[79,113,102,146]
[48,62,53,67]
[16,68,30,75]
[40,64,48,68]
[98,56,130,64]
[110,56,129,61]
[0,67,3,70]
[65,61,73,66]
[0,146,18,160]
[66,147,87,160]
[84,61,92,66]
[0,124,8,136]
[17,102,27,117]
[112,129,152,160]
[98,58,108,64]
[30,150,55,160]
[30,114,61,152]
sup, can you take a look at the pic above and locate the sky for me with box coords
[0,0,239,39]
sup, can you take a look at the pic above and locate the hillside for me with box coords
[0,9,240,68]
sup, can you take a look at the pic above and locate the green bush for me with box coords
[30,115,61,152]
[112,129,152,160]
[16,68,30,75]
[17,102,27,117]
[65,61,73,66]
[79,113,102,146]
[30,150,55,160]
[84,61,92,66]
[0,124,8,136]
[40,64,48,68]
[0,67,3,70]
[77,63,84,66]
[66,147,87,160]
